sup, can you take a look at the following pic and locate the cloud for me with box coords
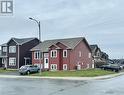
[0,0,124,58]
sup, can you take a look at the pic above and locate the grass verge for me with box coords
[0,68,17,73]
[31,69,115,77]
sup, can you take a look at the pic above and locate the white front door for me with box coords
[44,58,49,69]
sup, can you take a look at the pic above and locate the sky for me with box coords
[0,0,124,59]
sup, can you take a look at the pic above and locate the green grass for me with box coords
[31,69,115,77]
[0,68,17,73]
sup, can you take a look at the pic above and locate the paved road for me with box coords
[0,74,124,95]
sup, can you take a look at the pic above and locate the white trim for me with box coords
[79,51,82,57]
[63,50,67,58]
[34,51,41,59]
[18,45,19,69]
[2,47,7,52]
[87,64,90,69]
[9,57,16,66]
[63,64,67,70]
[51,64,57,70]
[88,53,91,58]
[44,58,49,69]
[9,46,16,53]
[51,50,57,58]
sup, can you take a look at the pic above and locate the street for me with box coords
[0,75,124,95]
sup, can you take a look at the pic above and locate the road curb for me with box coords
[0,72,124,80]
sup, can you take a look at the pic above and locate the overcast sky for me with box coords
[0,0,124,59]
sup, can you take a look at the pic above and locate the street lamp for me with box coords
[29,17,42,73]
[29,17,41,41]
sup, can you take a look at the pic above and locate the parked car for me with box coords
[99,64,121,72]
[19,65,40,75]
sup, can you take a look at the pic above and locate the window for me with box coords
[34,51,42,59]
[63,50,67,57]
[34,64,42,69]
[51,64,57,70]
[79,51,82,57]
[45,58,48,64]
[88,53,91,58]
[9,46,16,53]
[3,47,7,52]
[63,64,67,70]
[9,57,16,66]
[51,50,57,58]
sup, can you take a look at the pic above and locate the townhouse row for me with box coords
[0,37,108,70]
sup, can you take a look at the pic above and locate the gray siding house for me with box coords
[0,37,40,69]
[90,45,109,67]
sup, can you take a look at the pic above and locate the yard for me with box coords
[31,69,115,77]
[0,68,17,73]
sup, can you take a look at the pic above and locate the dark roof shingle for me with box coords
[31,37,89,52]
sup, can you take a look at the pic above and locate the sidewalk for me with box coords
[0,72,124,80]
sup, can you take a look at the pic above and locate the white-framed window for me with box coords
[9,57,16,66]
[51,50,57,58]
[51,64,57,70]
[63,64,67,70]
[34,51,42,59]
[79,51,82,57]
[63,50,67,57]
[9,46,16,53]
[88,53,91,58]
[3,47,7,52]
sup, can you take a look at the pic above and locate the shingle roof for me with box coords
[9,37,38,45]
[90,45,98,51]
[31,37,89,52]
[1,43,7,46]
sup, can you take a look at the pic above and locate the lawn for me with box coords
[0,68,17,73]
[31,69,115,77]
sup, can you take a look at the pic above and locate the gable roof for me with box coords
[31,37,91,52]
[7,37,39,45]
[90,45,98,51]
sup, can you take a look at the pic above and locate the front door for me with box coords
[44,58,49,69]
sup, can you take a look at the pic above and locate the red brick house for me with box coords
[31,37,94,71]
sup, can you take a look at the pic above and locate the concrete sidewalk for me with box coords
[0,72,124,80]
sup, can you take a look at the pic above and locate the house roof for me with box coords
[1,43,7,46]
[90,45,98,51]
[8,37,39,45]
[31,37,91,52]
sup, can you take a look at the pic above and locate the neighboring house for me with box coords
[31,37,93,71]
[0,50,2,67]
[90,45,109,67]
[0,37,40,69]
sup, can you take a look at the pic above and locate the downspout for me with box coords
[18,45,20,69]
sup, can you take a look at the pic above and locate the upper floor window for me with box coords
[79,51,82,57]
[51,50,57,58]
[3,47,7,52]
[34,51,42,59]
[9,46,16,53]
[63,50,67,57]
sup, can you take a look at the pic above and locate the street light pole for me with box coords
[29,17,42,73]
[29,17,41,41]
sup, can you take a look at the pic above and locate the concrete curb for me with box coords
[0,72,124,80]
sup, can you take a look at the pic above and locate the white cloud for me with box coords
[0,0,124,58]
